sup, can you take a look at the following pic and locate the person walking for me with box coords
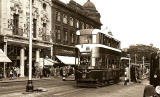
[124,66,129,85]
[10,69,13,80]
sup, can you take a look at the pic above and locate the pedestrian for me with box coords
[10,69,13,80]
[124,66,129,85]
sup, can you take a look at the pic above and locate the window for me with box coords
[76,20,79,28]
[56,11,61,21]
[33,19,37,38]
[69,17,73,26]
[63,14,67,24]
[86,24,89,29]
[13,14,19,35]
[71,33,74,43]
[81,22,84,29]
[43,3,47,10]
[64,31,68,41]
[78,35,92,44]
[43,23,47,34]
[86,47,90,51]
[56,29,61,40]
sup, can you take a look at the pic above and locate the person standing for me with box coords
[10,69,13,80]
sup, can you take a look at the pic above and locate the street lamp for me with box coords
[127,54,131,83]
[26,0,34,92]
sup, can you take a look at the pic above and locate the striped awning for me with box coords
[0,49,12,62]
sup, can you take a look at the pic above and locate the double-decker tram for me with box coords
[75,29,121,87]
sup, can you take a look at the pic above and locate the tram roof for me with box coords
[76,29,120,42]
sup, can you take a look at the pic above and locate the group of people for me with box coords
[124,65,148,85]
[9,67,20,80]
[33,65,75,79]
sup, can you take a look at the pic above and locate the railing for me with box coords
[13,28,23,36]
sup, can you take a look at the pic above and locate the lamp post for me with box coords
[26,0,34,92]
[127,54,131,83]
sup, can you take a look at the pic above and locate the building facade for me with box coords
[51,0,102,62]
[0,0,53,77]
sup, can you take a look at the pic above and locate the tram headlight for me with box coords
[154,74,158,78]
[155,86,160,95]
[82,74,86,79]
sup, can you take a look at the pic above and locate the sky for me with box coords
[61,0,160,49]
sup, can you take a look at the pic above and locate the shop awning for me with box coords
[39,58,58,66]
[121,57,130,60]
[56,55,79,65]
[0,49,12,62]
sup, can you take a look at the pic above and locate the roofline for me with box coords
[52,0,102,26]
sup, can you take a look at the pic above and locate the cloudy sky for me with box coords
[61,0,160,49]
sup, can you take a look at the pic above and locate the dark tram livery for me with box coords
[143,52,160,97]
[75,29,121,87]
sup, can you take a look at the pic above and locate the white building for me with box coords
[0,0,53,77]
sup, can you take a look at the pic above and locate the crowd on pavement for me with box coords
[0,64,75,82]
[33,65,75,80]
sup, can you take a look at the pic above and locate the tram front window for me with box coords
[78,35,92,44]
[80,57,90,68]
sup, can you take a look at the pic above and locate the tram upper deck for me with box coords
[76,29,121,53]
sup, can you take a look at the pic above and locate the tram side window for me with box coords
[108,60,112,69]
[95,58,102,67]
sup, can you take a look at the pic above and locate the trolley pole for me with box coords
[26,0,34,92]
[128,54,131,83]
[142,56,144,78]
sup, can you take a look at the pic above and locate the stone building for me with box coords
[0,0,102,77]
[51,0,102,63]
[0,0,53,77]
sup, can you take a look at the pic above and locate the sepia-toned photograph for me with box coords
[0,0,160,97]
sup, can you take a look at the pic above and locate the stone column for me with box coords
[36,49,40,62]
[20,48,25,77]
[51,46,53,59]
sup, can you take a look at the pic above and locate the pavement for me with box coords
[0,77,53,83]
[0,76,149,97]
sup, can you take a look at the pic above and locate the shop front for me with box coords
[0,35,53,78]
[53,44,79,66]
